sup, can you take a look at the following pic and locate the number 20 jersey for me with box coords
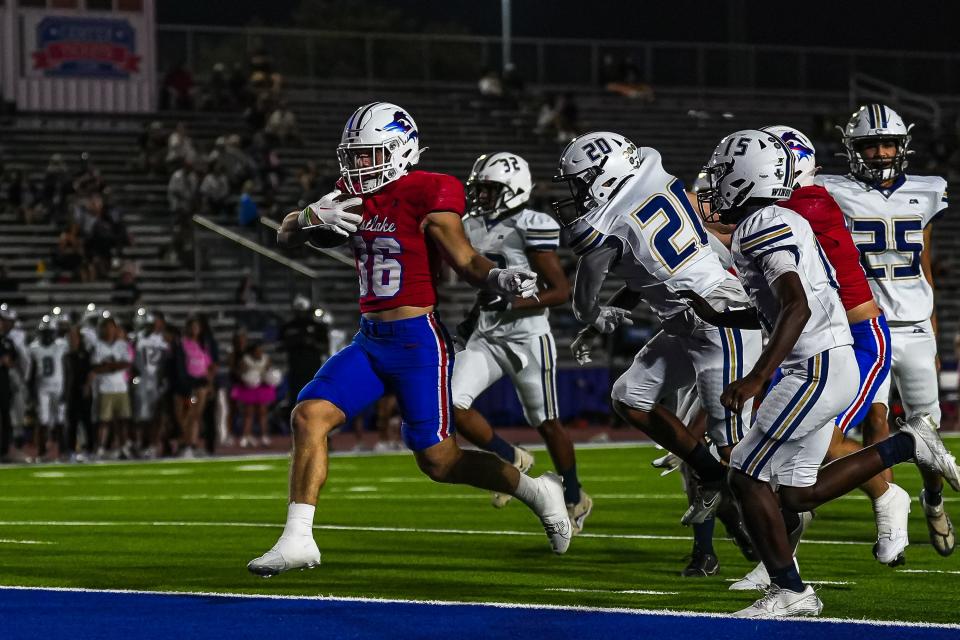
[566,147,736,319]
[347,170,466,314]
[816,173,947,323]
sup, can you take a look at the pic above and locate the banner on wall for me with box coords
[30,16,141,78]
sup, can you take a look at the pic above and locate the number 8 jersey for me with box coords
[816,173,947,323]
[344,171,466,313]
[567,147,736,320]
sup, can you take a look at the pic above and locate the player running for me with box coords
[248,103,572,577]
[816,104,954,557]
[690,129,959,617]
[554,131,762,526]
[453,152,591,532]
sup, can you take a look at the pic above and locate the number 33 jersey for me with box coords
[816,173,947,323]
[345,171,466,313]
[566,147,739,320]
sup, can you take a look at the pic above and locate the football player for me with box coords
[690,129,958,617]
[248,103,572,577]
[133,309,169,459]
[453,152,591,531]
[555,131,762,528]
[816,104,954,557]
[28,317,68,461]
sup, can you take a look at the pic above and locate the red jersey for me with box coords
[781,185,874,311]
[346,171,465,313]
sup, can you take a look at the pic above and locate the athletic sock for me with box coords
[282,502,315,538]
[769,564,805,593]
[875,432,915,468]
[684,442,724,483]
[692,517,716,555]
[484,434,518,464]
[924,487,944,507]
[559,465,581,505]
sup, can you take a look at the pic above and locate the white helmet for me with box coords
[292,294,311,312]
[697,129,794,224]
[465,152,532,219]
[552,131,643,226]
[337,102,422,195]
[841,104,912,183]
[762,125,817,188]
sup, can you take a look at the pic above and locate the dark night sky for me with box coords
[158,0,960,53]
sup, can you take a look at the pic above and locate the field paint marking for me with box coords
[233,464,276,472]
[545,588,680,595]
[0,519,870,546]
[0,584,956,629]
[0,539,55,545]
[896,569,960,575]
[723,578,855,586]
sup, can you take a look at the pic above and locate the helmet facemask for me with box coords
[847,134,911,184]
[466,180,512,219]
[551,164,608,226]
[337,140,410,195]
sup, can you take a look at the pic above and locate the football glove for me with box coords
[298,190,363,237]
[590,306,633,334]
[570,327,596,366]
[487,267,538,299]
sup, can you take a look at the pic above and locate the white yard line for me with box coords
[545,588,680,595]
[0,584,955,629]
[895,569,960,575]
[0,539,55,545]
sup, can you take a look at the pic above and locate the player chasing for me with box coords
[551,131,762,539]
[817,104,955,558]
[248,103,573,577]
[688,129,959,617]
[453,151,592,532]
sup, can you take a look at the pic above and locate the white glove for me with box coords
[487,267,538,299]
[590,306,633,334]
[297,190,363,237]
[570,329,595,366]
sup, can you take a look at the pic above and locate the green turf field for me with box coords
[1,442,958,623]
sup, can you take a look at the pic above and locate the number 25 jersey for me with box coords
[816,174,947,323]
[346,171,465,313]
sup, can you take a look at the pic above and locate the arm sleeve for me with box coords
[518,211,561,251]
[572,237,621,324]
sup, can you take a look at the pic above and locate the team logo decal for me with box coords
[780,131,814,160]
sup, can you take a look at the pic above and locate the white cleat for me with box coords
[920,491,956,557]
[492,445,534,508]
[898,414,960,491]
[873,483,910,565]
[567,491,593,536]
[681,481,721,526]
[729,557,801,591]
[733,585,822,618]
[535,472,572,554]
[247,536,321,577]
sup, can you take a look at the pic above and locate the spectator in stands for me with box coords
[83,194,120,280]
[173,317,214,457]
[477,68,503,98]
[233,340,275,448]
[228,62,250,108]
[135,122,168,175]
[0,308,19,462]
[244,90,273,133]
[196,313,221,455]
[226,327,248,445]
[166,122,197,171]
[73,152,104,196]
[234,272,261,306]
[167,160,199,216]
[237,180,259,227]
[42,154,72,223]
[211,135,256,189]
[600,54,654,101]
[502,63,525,103]
[296,161,323,209]
[265,101,301,146]
[554,93,580,143]
[200,63,231,111]
[199,164,231,217]
[161,61,195,111]
[4,169,43,223]
[532,95,557,140]
[112,264,142,306]
[53,222,91,282]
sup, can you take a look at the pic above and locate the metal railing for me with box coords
[157,24,960,95]
[850,72,944,129]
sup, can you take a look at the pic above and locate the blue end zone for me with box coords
[0,588,955,640]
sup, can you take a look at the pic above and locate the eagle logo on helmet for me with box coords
[780,131,814,160]
[383,111,418,142]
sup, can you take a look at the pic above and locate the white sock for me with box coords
[282,502,315,538]
[873,484,896,509]
[512,473,541,510]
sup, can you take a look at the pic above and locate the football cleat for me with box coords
[898,414,960,491]
[492,445,534,508]
[872,483,910,565]
[681,550,719,577]
[247,536,321,578]
[536,472,572,554]
[920,491,956,557]
[681,479,722,526]
[567,491,593,535]
[729,557,801,591]
[733,585,822,618]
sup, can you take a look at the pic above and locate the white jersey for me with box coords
[568,147,744,320]
[135,331,169,381]
[731,205,853,364]
[816,173,947,323]
[28,338,67,393]
[91,338,131,394]
[464,208,560,340]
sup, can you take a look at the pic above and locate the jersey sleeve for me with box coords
[928,176,948,224]
[736,213,800,284]
[517,210,561,251]
[424,173,465,218]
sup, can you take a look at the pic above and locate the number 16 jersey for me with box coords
[345,170,466,313]
[816,173,947,323]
